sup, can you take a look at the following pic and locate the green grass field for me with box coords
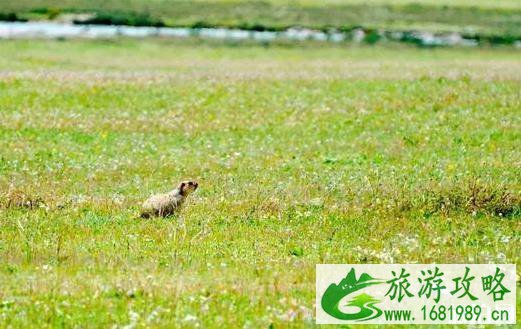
[0,39,520,327]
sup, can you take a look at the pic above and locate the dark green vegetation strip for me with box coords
[0,11,26,22]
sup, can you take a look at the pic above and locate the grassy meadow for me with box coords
[0,39,520,327]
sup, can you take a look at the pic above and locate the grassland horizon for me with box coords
[1,0,521,42]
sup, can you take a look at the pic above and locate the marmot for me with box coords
[140,181,198,218]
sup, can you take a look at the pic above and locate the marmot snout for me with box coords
[140,180,198,218]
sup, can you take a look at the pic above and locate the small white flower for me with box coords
[497,253,506,262]
[129,311,139,322]
[122,310,140,329]
[183,314,198,322]
[499,236,510,243]
[146,308,160,322]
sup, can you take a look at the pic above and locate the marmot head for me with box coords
[178,180,198,196]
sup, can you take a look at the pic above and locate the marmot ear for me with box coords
[180,182,186,189]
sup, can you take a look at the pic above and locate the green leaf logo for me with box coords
[321,268,383,321]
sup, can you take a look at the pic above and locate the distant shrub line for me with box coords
[0,7,520,45]
[74,12,286,32]
[70,11,521,46]
[0,12,27,22]
[73,11,165,28]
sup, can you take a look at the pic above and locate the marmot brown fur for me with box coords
[140,181,198,218]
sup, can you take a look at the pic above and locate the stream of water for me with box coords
[1,21,512,47]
